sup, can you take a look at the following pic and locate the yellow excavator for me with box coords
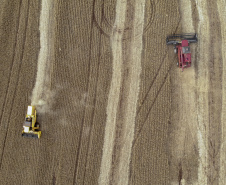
[22,106,41,139]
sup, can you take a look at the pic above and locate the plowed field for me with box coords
[0,0,225,185]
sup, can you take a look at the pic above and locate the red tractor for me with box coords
[166,33,198,71]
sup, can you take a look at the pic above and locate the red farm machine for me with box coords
[166,33,198,71]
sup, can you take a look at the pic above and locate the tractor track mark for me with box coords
[93,1,111,38]
[73,0,96,183]
[81,9,106,183]
[132,69,169,148]
[0,0,30,168]
[178,162,183,185]
[94,0,155,40]
[132,2,182,147]
[136,52,167,114]
[133,53,177,147]
[81,65,99,184]
[52,174,56,185]
[0,0,23,125]
[143,0,155,34]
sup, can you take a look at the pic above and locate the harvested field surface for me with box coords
[0,0,225,185]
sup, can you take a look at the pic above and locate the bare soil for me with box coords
[0,0,225,185]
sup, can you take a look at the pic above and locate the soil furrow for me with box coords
[0,0,30,167]
[73,1,96,182]
[0,0,22,125]
[80,4,105,182]
[136,52,167,115]
[133,70,169,148]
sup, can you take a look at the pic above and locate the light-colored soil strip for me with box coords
[195,0,210,184]
[31,0,55,113]
[98,0,127,184]
[218,0,226,184]
[117,1,145,184]
[99,0,146,184]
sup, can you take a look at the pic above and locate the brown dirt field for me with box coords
[0,0,225,185]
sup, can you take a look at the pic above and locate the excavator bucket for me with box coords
[166,33,198,45]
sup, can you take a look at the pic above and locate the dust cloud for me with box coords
[31,0,56,114]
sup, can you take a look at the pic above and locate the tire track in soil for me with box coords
[0,0,30,168]
[0,0,23,125]
[72,1,96,183]
[136,52,167,115]
[133,6,183,147]
[74,1,105,183]
[133,50,180,149]
[130,2,181,180]
[133,66,170,148]
[31,0,56,113]
[93,0,155,40]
